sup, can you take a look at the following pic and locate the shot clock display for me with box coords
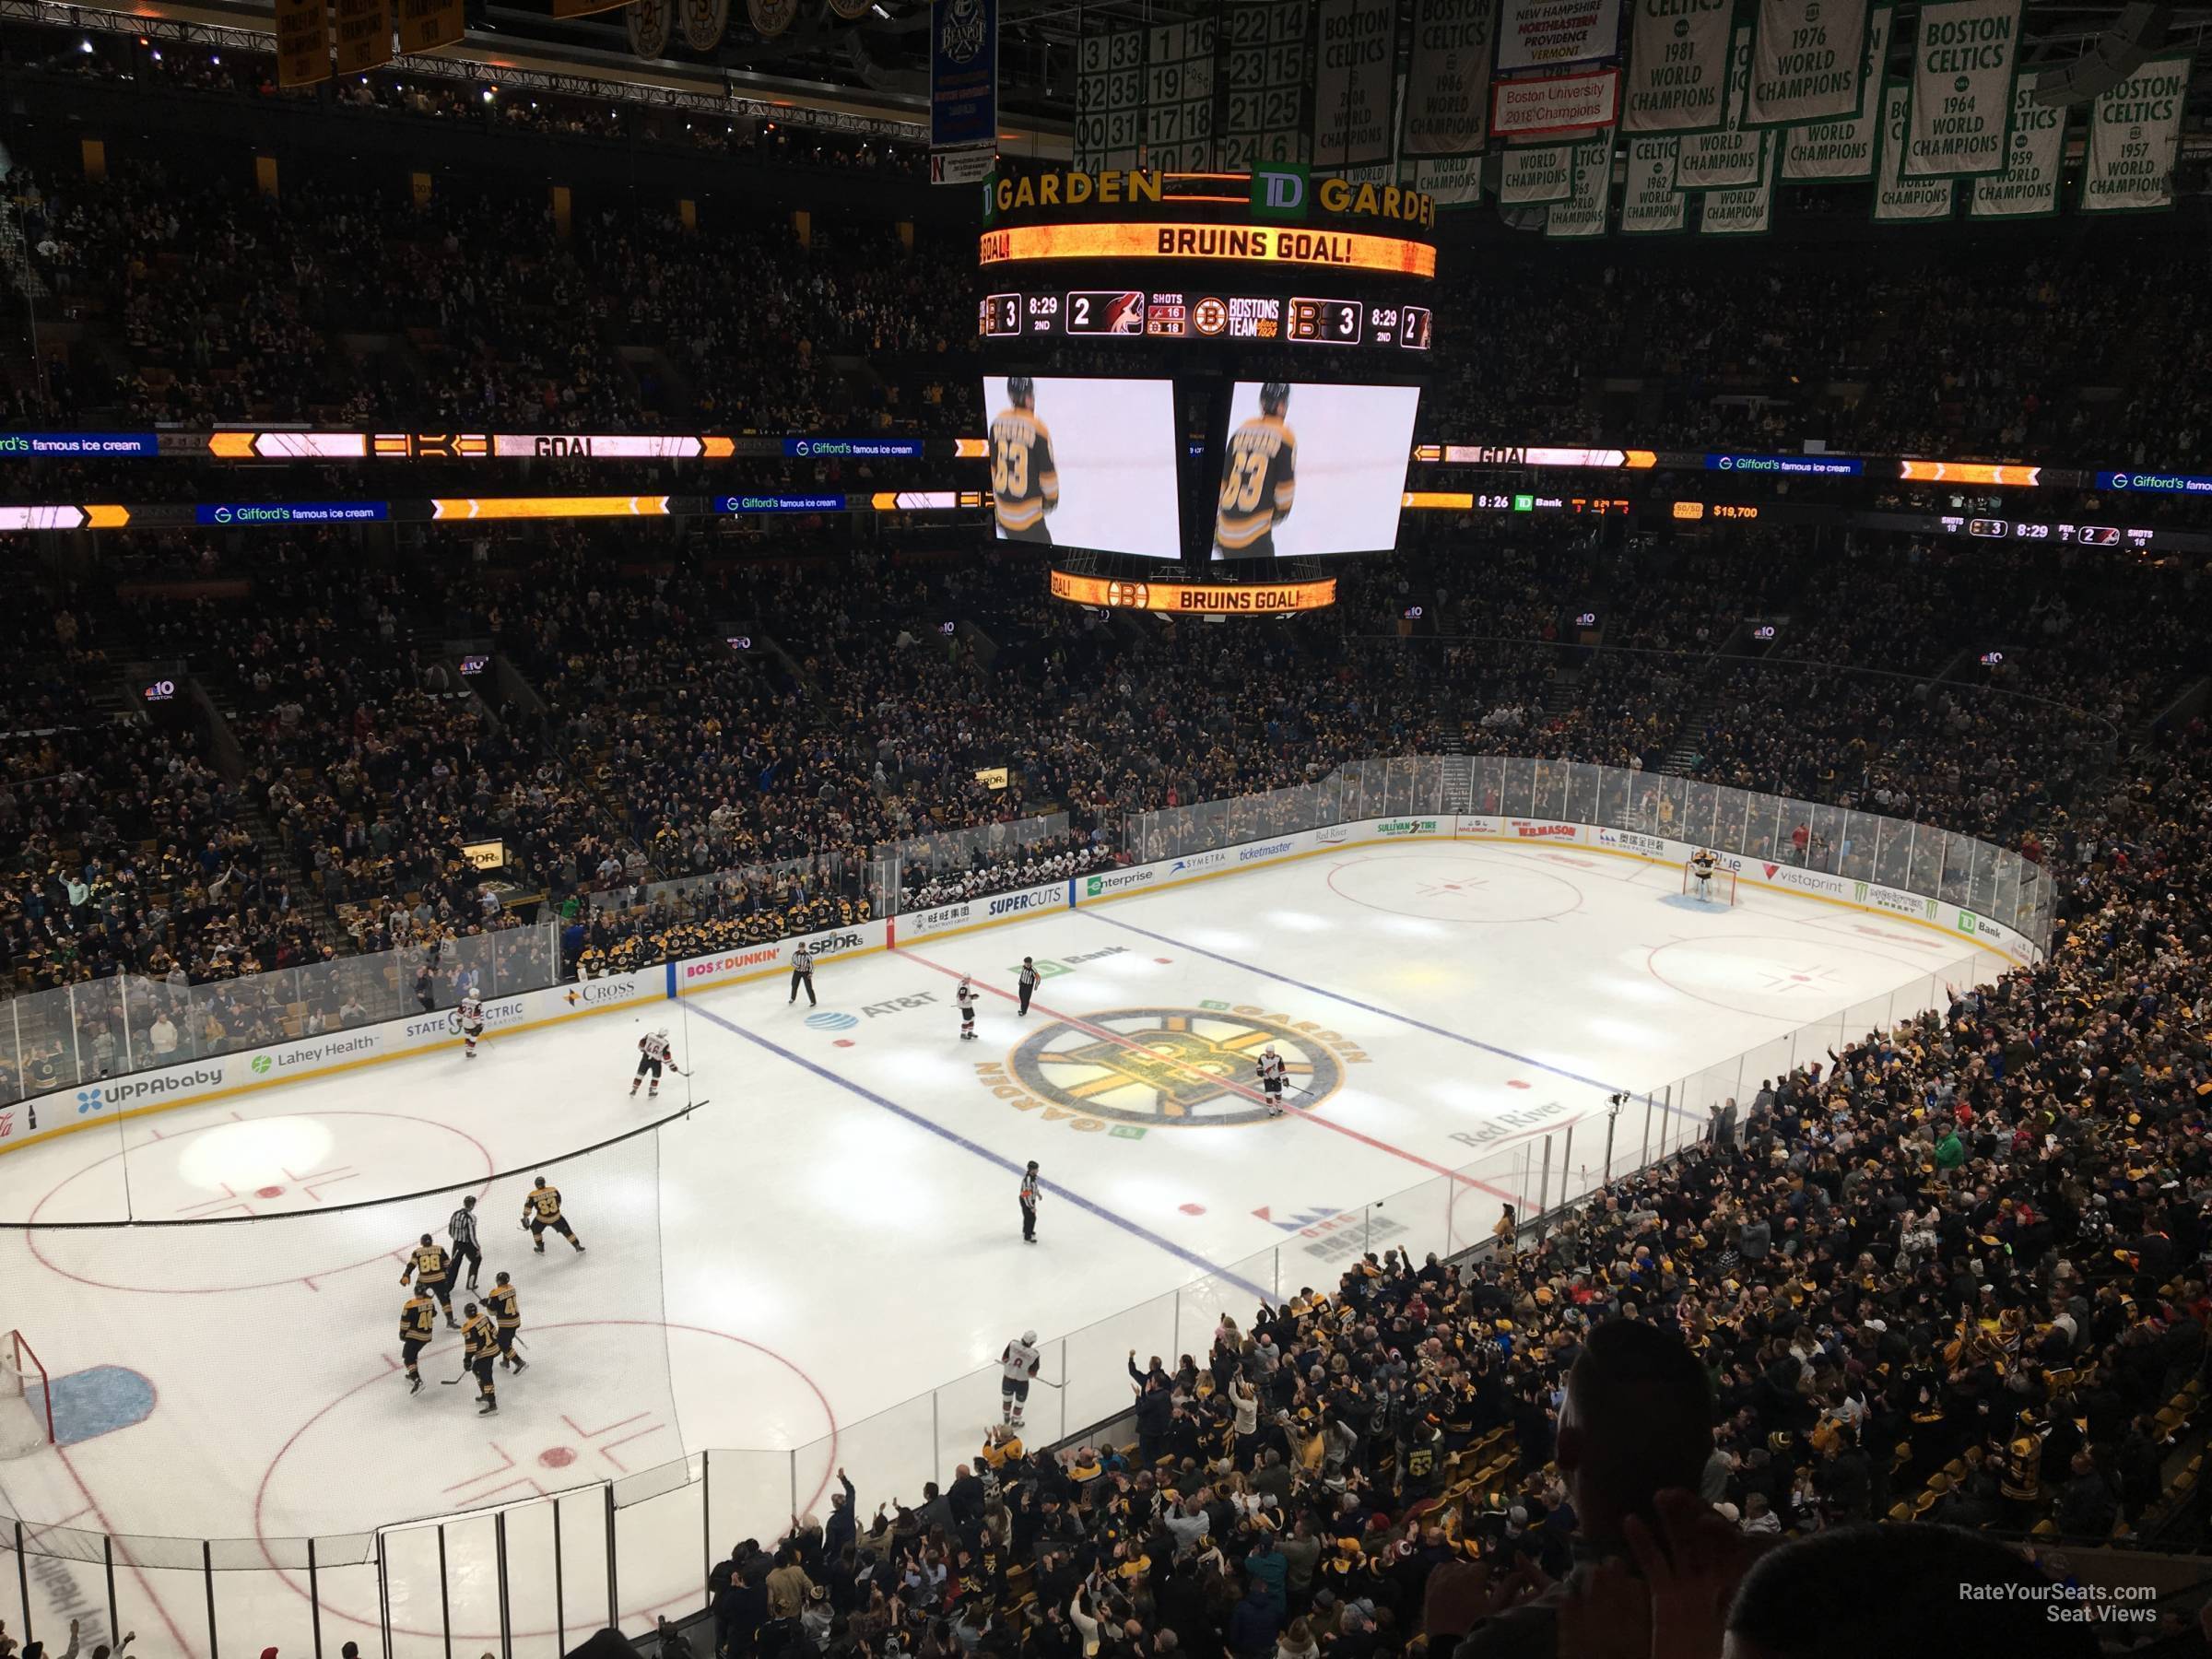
[979,289,1431,349]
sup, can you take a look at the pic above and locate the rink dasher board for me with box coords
[0,818,2034,1157]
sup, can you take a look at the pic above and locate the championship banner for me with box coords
[1313,0,1399,168]
[1676,29,1760,187]
[1492,68,1619,136]
[627,0,671,59]
[1410,153,1488,206]
[930,0,998,152]
[1621,0,1734,133]
[1545,135,1614,235]
[1401,0,1497,159]
[1223,0,1312,168]
[1901,0,2022,177]
[275,0,330,85]
[1746,0,1869,125]
[395,0,463,53]
[2079,54,2190,213]
[1499,141,1576,201]
[1874,80,1955,219]
[1619,134,1688,231]
[1969,79,2064,218]
[1498,0,1623,70]
[1077,29,1146,171]
[1781,6,1888,179]
[1146,18,1218,171]
[1700,134,1776,232]
[333,0,394,73]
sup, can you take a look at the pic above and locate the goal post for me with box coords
[1681,859,1737,905]
[0,1329,55,1457]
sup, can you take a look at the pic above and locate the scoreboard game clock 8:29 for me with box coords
[981,290,1432,348]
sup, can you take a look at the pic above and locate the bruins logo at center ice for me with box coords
[1007,1008,1346,1127]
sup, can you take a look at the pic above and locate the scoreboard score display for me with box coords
[981,290,1432,348]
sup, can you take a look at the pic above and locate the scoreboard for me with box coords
[981,289,1431,349]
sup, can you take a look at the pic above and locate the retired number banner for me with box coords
[1969,79,2064,218]
[2079,55,2190,213]
[1902,0,2022,177]
[1747,0,1869,125]
[1401,0,1497,159]
[1314,0,1399,168]
[1546,136,1614,235]
[1874,80,1954,219]
[1621,0,1734,133]
[1619,135,1687,231]
[1781,5,1888,179]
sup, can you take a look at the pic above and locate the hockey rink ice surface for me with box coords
[0,842,2011,1657]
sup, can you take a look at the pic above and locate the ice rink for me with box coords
[0,841,2009,1657]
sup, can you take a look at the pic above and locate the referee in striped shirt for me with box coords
[448,1194,483,1291]
[789,943,817,1006]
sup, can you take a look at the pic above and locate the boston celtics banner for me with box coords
[1411,153,1488,205]
[1677,28,1761,187]
[1969,79,2064,218]
[1314,0,1399,169]
[2079,54,2191,214]
[1402,0,1497,159]
[1700,134,1776,232]
[1500,141,1577,202]
[1621,0,1734,133]
[1902,0,2022,177]
[1875,79,1954,219]
[1620,135,1688,230]
[1546,135,1615,234]
[1781,5,1888,179]
[1746,0,1869,125]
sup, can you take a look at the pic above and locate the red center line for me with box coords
[899,950,1521,1203]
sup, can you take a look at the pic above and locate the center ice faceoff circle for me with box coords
[1007,1006,1347,1126]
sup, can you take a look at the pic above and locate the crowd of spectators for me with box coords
[702,724,2212,1659]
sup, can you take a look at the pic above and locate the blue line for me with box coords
[1083,909,1697,1119]
[682,999,1270,1300]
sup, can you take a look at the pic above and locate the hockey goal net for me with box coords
[1682,860,1738,905]
[0,1330,55,1458]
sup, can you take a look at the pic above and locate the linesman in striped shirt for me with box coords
[448,1193,483,1290]
[789,943,817,1006]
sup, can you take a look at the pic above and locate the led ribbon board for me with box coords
[981,223,1437,278]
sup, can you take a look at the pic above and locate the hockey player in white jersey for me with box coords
[629,1028,685,1098]
[460,991,486,1060]
[957,976,978,1041]
[1000,1329,1041,1428]
[1255,1045,1288,1117]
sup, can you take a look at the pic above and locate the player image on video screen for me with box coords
[1212,381,1421,559]
[982,375,1181,558]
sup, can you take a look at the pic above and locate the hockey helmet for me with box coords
[1259,381,1289,416]
[1022,1329,1039,1346]
[1006,374,1036,407]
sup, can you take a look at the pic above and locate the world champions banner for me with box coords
[1621,0,1734,133]
[1902,0,2023,178]
[1746,0,1869,125]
